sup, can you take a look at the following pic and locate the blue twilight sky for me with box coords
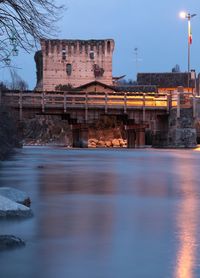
[1,0,200,89]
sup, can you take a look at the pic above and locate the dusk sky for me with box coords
[1,0,200,89]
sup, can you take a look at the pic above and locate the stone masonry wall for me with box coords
[167,108,196,148]
[23,115,73,146]
[22,114,127,148]
[39,39,114,91]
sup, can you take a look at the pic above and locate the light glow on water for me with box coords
[1,147,200,278]
[175,163,198,278]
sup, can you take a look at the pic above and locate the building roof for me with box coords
[74,81,114,91]
[74,81,157,93]
[137,72,194,88]
[113,85,157,93]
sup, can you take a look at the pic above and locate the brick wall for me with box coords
[40,39,114,91]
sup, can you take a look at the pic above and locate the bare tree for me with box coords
[172,64,181,73]
[0,0,64,64]
[9,69,29,90]
[0,81,9,91]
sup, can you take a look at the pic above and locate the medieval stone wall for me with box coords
[39,39,114,91]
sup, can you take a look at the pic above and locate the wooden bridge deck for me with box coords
[2,91,179,113]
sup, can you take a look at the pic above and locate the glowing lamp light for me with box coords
[180,11,187,19]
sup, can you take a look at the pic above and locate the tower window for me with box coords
[62,49,66,60]
[107,41,111,53]
[90,51,94,59]
[66,64,72,76]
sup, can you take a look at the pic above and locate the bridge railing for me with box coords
[3,91,171,111]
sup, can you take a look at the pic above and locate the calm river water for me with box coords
[1,147,200,278]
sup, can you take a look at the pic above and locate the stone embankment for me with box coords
[23,115,127,148]
[0,187,32,251]
[23,115,72,146]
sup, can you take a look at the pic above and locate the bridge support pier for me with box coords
[72,124,88,148]
[127,129,136,148]
[135,129,145,148]
[153,87,197,148]
[126,123,146,148]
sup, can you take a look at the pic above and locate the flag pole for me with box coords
[188,14,191,92]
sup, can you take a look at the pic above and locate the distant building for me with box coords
[35,39,115,91]
[137,72,195,93]
[57,80,157,95]
[34,40,196,94]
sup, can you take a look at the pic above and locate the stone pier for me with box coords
[153,87,197,148]
[72,124,88,148]
[167,108,196,148]
[126,121,147,148]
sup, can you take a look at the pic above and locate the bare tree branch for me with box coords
[0,0,64,64]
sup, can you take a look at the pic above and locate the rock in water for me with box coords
[0,235,25,251]
[0,196,33,218]
[0,187,31,207]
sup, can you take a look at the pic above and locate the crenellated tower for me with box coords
[35,39,115,91]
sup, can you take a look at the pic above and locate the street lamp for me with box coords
[179,11,197,91]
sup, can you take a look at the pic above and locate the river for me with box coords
[0,146,200,278]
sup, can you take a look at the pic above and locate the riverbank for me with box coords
[22,114,128,148]
[0,107,21,160]
[0,187,32,251]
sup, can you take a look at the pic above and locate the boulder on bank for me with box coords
[0,235,25,251]
[0,187,31,207]
[105,140,112,147]
[88,137,127,148]
[112,139,120,147]
[0,196,33,218]
[97,140,106,147]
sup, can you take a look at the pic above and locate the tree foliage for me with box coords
[0,81,9,91]
[172,64,181,73]
[0,0,64,64]
[119,79,137,85]
[0,69,28,90]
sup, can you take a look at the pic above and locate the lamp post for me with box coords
[179,11,197,91]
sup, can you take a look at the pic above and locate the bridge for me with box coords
[1,90,176,119]
[0,89,198,148]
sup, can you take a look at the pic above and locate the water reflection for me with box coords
[1,147,200,278]
[38,164,116,195]
[174,161,199,278]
